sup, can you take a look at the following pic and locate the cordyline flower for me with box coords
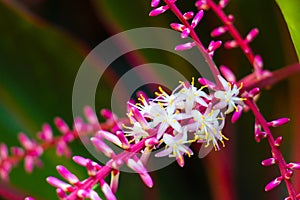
[186,106,227,150]
[214,75,245,114]
[177,78,211,113]
[155,129,193,167]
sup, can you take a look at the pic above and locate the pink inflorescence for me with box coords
[1,0,300,200]
[44,74,245,199]
[0,106,114,181]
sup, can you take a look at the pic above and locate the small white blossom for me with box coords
[155,130,193,167]
[153,85,183,113]
[150,104,182,139]
[130,93,155,118]
[178,78,211,113]
[185,106,227,150]
[214,75,245,114]
[123,122,149,143]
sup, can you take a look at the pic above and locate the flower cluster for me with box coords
[125,75,244,166]
[44,75,244,200]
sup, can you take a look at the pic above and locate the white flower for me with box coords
[123,122,149,143]
[150,104,183,139]
[130,93,155,118]
[185,106,227,150]
[214,75,245,114]
[155,130,193,167]
[153,85,183,113]
[178,78,211,113]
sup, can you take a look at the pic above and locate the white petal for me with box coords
[155,147,173,157]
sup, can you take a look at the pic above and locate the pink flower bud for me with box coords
[149,5,169,17]
[86,160,101,176]
[46,176,72,192]
[248,87,260,98]
[151,0,160,7]
[231,105,243,123]
[140,147,153,165]
[110,170,120,194]
[181,28,191,38]
[0,144,8,159]
[286,162,300,170]
[56,188,67,198]
[101,109,114,120]
[246,28,259,42]
[84,106,100,129]
[211,26,227,37]
[224,40,238,49]
[198,77,216,90]
[130,107,148,127]
[191,10,204,28]
[91,137,115,158]
[37,124,53,141]
[116,131,130,149]
[265,176,282,191]
[77,189,90,198]
[227,14,235,22]
[56,140,71,157]
[175,42,196,51]
[126,159,153,188]
[253,55,263,70]
[176,156,185,167]
[267,118,290,127]
[170,23,185,32]
[97,130,122,148]
[145,137,159,147]
[24,156,34,173]
[10,146,25,156]
[56,165,79,184]
[90,190,102,200]
[24,197,35,200]
[274,136,283,147]
[18,133,34,149]
[195,0,209,10]
[220,65,236,82]
[219,0,229,8]
[54,117,70,134]
[100,179,117,200]
[207,40,222,52]
[183,11,194,20]
[261,158,276,166]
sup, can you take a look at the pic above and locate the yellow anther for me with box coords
[238,82,244,90]
[191,77,195,86]
[186,150,191,157]
[220,132,229,141]
[220,140,225,147]
[200,85,208,90]
[158,86,167,95]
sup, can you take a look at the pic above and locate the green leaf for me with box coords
[276,0,300,60]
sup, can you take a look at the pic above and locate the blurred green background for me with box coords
[0,0,299,199]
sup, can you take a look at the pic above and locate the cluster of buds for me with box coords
[0,106,113,181]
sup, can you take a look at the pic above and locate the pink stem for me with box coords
[163,0,222,87]
[241,63,300,91]
[206,0,257,71]
[245,98,297,200]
